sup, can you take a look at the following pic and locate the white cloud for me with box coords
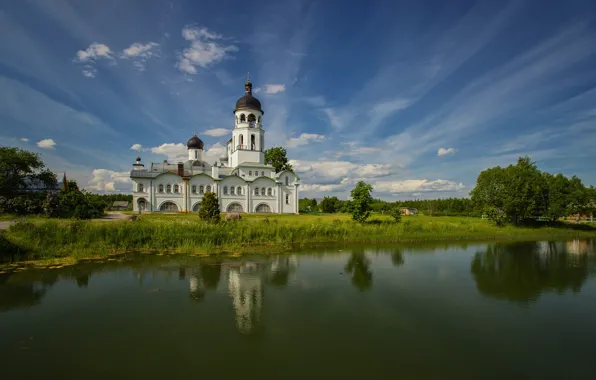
[86,169,131,193]
[203,128,230,137]
[36,138,56,149]
[260,84,286,94]
[286,133,325,148]
[437,147,457,156]
[373,179,465,194]
[130,144,143,151]
[150,143,187,162]
[81,69,96,78]
[182,26,222,41]
[20,137,29,142]
[177,26,238,74]
[73,43,114,77]
[121,42,158,58]
[290,160,392,189]
[120,42,159,71]
[323,108,342,128]
[149,142,227,164]
[74,43,113,62]
[203,143,227,164]
[352,147,382,155]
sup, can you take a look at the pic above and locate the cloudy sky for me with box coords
[1,0,595,199]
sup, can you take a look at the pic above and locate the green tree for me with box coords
[0,147,57,197]
[199,191,220,223]
[390,206,402,223]
[348,181,374,223]
[319,196,340,213]
[264,147,293,173]
[471,156,547,225]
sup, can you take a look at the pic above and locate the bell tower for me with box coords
[230,74,265,167]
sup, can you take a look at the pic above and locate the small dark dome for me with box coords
[187,134,204,149]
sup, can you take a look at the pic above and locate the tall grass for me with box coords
[3,214,596,261]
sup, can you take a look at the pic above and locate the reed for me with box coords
[3,214,596,261]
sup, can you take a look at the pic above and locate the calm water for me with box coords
[2,240,596,379]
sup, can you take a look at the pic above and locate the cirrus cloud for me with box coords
[177,26,238,74]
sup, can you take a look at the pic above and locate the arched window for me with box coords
[199,185,204,194]
[206,185,211,193]
[158,184,164,193]
[251,134,255,150]
[138,184,144,192]
[230,186,235,195]
[258,116,261,123]
[223,186,228,195]
[247,114,256,122]
[249,171,252,176]
[261,171,265,176]
[192,185,196,194]
[261,188,266,196]
[267,188,272,196]
[285,176,289,185]
[160,202,178,212]
[237,186,242,195]
[174,184,179,193]
[254,188,259,196]
[285,194,290,204]
[240,114,246,123]
[166,184,172,193]
[239,135,244,146]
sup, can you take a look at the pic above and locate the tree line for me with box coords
[300,196,475,216]
[300,156,596,225]
[0,147,124,219]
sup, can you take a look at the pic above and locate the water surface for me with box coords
[2,240,596,379]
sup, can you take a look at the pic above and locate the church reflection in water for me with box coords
[182,256,299,334]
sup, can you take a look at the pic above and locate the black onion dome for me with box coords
[187,134,204,149]
[234,78,263,114]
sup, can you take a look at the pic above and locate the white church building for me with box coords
[130,77,299,214]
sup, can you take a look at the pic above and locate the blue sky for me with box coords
[1,0,595,199]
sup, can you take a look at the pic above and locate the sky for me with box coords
[1,0,595,200]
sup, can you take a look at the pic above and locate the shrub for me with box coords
[390,207,402,223]
[199,192,220,223]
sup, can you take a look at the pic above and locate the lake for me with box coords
[2,240,596,379]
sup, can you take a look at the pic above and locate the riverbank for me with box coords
[2,213,596,267]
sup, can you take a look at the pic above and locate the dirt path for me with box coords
[0,221,11,230]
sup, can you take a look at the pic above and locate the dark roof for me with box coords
[234,79,263,114]
[187,134,204,149]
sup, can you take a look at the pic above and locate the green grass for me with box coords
[2,213,596,264]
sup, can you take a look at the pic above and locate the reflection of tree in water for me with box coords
[345,250,373,291]
[471,241,594,303]
[200,263,222,289]
[0,276,47,312]
[390,248,405,267]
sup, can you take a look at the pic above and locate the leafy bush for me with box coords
[199,192,220,223]
[390,207,402,223]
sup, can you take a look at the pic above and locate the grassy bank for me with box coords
[2,213,596,263]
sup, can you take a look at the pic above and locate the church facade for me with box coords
[130,78,299,214]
